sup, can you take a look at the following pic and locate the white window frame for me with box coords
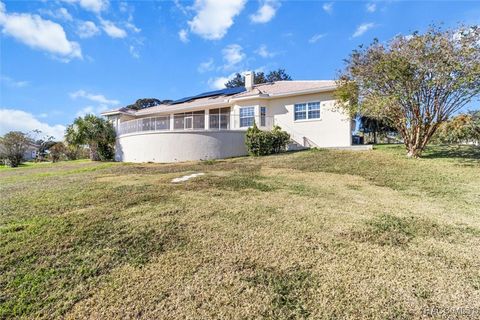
[239,106,255,127]
[294,101,321,122]
[260,106,266,127]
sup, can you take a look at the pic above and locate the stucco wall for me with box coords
[115,130,247,163]
[233,92,352,147]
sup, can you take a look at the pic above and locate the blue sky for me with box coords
[1,0,479,139]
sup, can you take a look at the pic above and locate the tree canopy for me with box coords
[0,131,33,167]
[125,98,173,110]
[335,25,480,157]
[65,114,116,161]
[434,110,480,145]
[225,69,292,88]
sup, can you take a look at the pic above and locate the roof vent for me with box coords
[245,71,254,91]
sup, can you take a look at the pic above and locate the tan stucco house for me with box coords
[101,72,353,163]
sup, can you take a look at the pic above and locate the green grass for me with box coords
[1,145,479,319]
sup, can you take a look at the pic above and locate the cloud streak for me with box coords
[352,22,375,38]
[70,90,119,105]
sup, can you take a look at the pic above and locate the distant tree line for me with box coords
[125,98,173,111]
[225,69,292,88]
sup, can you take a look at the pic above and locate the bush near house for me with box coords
[245,123,290,156]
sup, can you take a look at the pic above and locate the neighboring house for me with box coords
[101,72,353,163]
[0,142,39,162]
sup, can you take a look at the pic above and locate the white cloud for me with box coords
[178,29,189,43]
[198,58,215,73]
[75,105,109,117]
[0,3,82,61]
[119,1,129,13]
[352,22,375,38]
[60,0,109,14]
[250,0,279,24]
[40,7,73,22]
[76,20,100,38]
[70,90,119,105]
[0,75,29,88]
[0,108,66,140]
[188,0,246,40]
[100,19,127,38]
[309,33,326,43]
[222,44,245,70]
[125,21,140,33]
[322,2,333,14]
[366,3,377,13]
[129,45,140,59]
[255,44,275,58]
[207,70,250,89]
[208,76,229,89]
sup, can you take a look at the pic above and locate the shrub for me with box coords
[245,123,290,156]
[49,142,66,163]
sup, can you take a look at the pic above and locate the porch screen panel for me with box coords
[154,116,170,130]
[141,118,154,131]
[193,110,205,129]
[209,109,220,130]
[174,114,185,130]
[220,107,230,129]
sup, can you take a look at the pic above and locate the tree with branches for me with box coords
[336,25,480,157]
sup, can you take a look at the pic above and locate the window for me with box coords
[308,102,320,119]
[209,107,230,130]
[294,103,307,120]
[294,102,320,121]
[260,106,266,126]
[240,106,255,127]
[174,111,205,130]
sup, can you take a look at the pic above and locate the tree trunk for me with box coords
[406,146,422,158]
[89,144,101,161]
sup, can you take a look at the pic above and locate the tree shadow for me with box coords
[422,145,480,166]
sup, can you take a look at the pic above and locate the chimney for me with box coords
[244,71,254,90]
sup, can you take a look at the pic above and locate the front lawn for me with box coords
[1,145,479,319]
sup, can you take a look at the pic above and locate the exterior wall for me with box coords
[115,130,247,163]
[109,90,351,162]
[234,92,351,147]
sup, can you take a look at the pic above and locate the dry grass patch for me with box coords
[1,145,479,319]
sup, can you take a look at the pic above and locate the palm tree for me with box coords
[65,115,116,161]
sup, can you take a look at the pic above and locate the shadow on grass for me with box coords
[422,145,480,165]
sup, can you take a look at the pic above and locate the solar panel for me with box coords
[171,86,246,104]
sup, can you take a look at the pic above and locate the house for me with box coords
[101,72,353,163]
[0,142,39,163]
